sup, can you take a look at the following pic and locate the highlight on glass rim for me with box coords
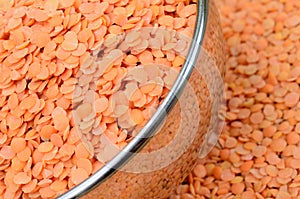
[0,0,226,198]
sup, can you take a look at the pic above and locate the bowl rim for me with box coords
[58,0,209,198]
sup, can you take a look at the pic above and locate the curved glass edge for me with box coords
[57,0,209,198]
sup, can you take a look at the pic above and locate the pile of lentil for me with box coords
[0,0,197,198]
[173,0,300,198]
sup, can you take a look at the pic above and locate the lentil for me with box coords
[0,0,198,197]
[172,0,300,198]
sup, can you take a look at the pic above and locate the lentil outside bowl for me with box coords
[58,0,225,198]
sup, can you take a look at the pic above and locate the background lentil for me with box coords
[173,0,300,198]
[0,0,207,197]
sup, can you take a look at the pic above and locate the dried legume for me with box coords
[173,0,300,198]
[0,0,198,197]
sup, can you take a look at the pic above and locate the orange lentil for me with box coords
[30,31,51,48]
[74,143,91,159]
[53,162,64,178]
[266,152,281,165]
[60,0,75,8]
[50,180,68,192]
[37,142,54,153]
[17,147,31,162]
[158,15,174,27]
[76,158,93,175]
[0,146,15,160]
[59,143,75,157]
[263,126,276,137]
[193,164,206,178]
[37,179,52,188]
[266,165,278,177]
[286,131,300,145]
[4,0,300,198]
[178,4,196,18]
[220,169,235,181]
[220,149,230,160]
[278,168,293,179]
[231,182,245,194]
[32,162,43,178]
[61,31,79,51]
[130,109,144,125]
[21,179,37,193]
[224,137,237,148]
[70,168,89,185]
[270,138,287,152]
[40,125,57,140]
[20,96,36,110]
[10,137,26,153]
[138,50,154,65]
[50,134,64,147]
[11,157,26,171]
[169,1,300,199]
[212,166,222,180]
[251,130,263,142]
[39,186,56,198]
[27,7,49,22]
[53,114,69,131]
[72,43,87,57]
[13,172,31,185]
[252,145,267,157]
[242,191,256,199]
[284,92,300,107]
[250,111,264,124]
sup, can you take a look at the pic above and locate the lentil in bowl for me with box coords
[0,0,225,198]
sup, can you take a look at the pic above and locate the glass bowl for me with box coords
[58,0,225,198]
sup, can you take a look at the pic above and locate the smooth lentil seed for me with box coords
[70,168,89,185]
[37,142,54,153]
[76,158,93,175]
[50,180,68,192]
[17,147,31,162]
[10,137,26,153]
[21,179,37,193]
[13,172,31,185]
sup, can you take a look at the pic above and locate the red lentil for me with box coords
[172,0,300,198]
[0,0,198,197]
